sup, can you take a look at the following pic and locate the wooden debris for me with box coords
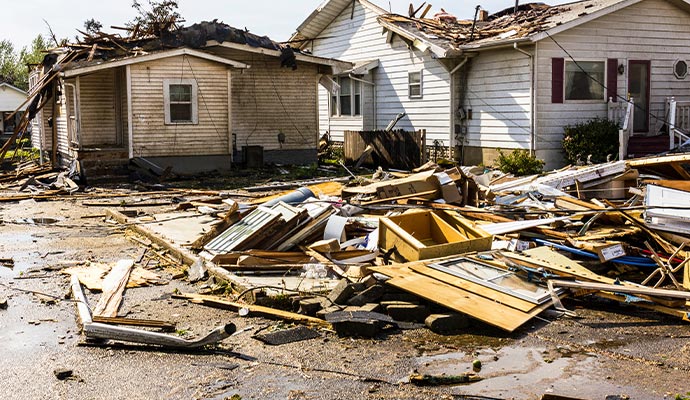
[176,293,332,329]
[93,260,134,317]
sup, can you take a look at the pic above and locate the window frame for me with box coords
[563,60,606,103]
[330,76,362,118]
[674,59,688,80]
[408,70,423,99]
[163,78,198,125]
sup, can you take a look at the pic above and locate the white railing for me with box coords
[609,97,634,160]
[667,97,690,150]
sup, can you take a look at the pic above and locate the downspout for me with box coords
[513,42,535,154]
[449,57,469,162]
[349,73,376,130]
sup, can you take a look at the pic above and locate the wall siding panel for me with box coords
[535,0,690,167]
[130,55,229,157]
[464,48,533,150]
[79,69,119,146]
[309,1,452,146]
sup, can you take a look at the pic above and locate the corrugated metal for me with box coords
[205,206,281,253]
[130,55,230,157]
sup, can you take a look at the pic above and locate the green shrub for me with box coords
[562,117,619,164]
[495,149,544,176]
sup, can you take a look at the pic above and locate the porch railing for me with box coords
[608,97,634,160]
[666,97,690,150]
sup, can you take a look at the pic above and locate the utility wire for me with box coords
[545,32,687,137]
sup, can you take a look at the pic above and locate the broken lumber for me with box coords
[176,293,331,329]
[83,322,236,349]
[93,259,134,317]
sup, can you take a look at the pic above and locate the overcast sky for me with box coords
[4,0,571,50]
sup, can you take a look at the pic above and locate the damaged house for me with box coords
[292,0,690,168]
[29,21,350,175]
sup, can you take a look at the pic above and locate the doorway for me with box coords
[628,60,650,133]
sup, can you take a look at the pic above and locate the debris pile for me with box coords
[93,152,690,345]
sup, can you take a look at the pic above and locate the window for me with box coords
[674,59,688,79]
[163,79,198,124]
[409,71,423,98]
[330,76,361,117]
[564,61,605,101]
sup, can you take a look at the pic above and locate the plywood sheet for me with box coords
[371,266,542,332]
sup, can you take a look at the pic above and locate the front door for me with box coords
[628,60,651,133]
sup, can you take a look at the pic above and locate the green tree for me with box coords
[15,35,49,90]
[0,40,19,84]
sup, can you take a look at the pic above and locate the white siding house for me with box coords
[295,0,457,149]
[0,83,27,134]
[294,0,690,169]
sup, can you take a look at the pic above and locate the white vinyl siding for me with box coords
[464,48,532,151]
[129,55,229,157]
[79,69,120,146]
[309,1,451,145]
[535,0,690,168]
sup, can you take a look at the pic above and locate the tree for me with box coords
[83,18,103,35]
[14,35,49,90]
[128,0,183,35]
[0,40,19,84]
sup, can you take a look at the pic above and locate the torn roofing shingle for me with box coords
[377,0,628,51]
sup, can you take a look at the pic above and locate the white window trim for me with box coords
[408,70,423,99]
[563,59,606,103]
[163,78,198,125]
[330,76,362,118]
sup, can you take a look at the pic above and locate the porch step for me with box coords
[627,134,670,158]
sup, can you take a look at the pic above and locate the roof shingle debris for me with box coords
[378,0,622,50]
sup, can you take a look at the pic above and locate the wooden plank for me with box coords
[93,259,134,317]
[549,279,690,301]
[408,264,538,312]
[595,292,690,321]
[92,316,176,330]
[370,266,542,332]
[500,247,616,284]
[176,293,331,328]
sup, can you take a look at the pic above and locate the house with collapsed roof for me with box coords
[292,0,690,168]
[28,22,350,175]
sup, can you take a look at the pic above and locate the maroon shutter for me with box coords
[607,58,618,102]
[552,58,564,103]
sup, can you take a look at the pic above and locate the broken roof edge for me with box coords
[205,40,353,74]
[62,48,249,78]
[290,0,389,48]
[377,17,462,58]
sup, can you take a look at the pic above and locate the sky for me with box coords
[3,0,571,50]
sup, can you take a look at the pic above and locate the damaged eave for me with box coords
[458,36,531,51]
[205,40,353,75]
[62,48,249,78]
[377,19,455,58]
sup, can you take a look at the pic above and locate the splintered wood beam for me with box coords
[176,293,332,328]
[93,259,134,317]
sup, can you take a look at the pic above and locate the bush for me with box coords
[562,118,619,164]
[495,149,544,176]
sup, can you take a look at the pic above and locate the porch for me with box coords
[609,97,690,159]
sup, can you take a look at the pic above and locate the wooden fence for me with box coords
[343,129,426,170]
